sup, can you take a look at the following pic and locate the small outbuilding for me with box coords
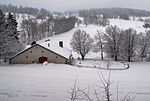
[9,41,72,64]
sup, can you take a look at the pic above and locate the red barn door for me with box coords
[39,57,48,63]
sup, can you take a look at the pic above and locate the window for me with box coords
[56,56,58,58]
[30,51,32,53]
[36,47,38,49]
[26,56,28,58]
[42,51,44,53]
[59,41,63,47]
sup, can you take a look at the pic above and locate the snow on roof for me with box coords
[37,41,72,59]
[10,41,72,60]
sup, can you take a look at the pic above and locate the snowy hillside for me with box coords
[38,24,106,59]
[15,13,149,33]
[109,19,147,33]
[1,14,150,101]
[37,18,149,59]
[1,3,150,101]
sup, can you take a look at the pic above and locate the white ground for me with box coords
[1,17,150,101]
[0,62,150,101]
[73,59,128,69]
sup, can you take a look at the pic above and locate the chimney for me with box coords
[45,39,50,47]
[59,41,63,48]
[48,43,50,47]
[45,39,50,42]
[31,41,36,46]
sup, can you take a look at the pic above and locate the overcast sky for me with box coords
[1,0,150,12]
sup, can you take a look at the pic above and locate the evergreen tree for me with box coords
[0,12,24,60]
[6,13,23,57]
[0,9,6,59]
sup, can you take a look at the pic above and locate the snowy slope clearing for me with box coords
[0,62,150,101]
[38,24,106,59]
[109,19,149,33]
[38,19,149,59]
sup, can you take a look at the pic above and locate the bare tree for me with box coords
[67,63,134,101]
[21,18,32,44]
[120,28,137,62]
[136,31,150,61]
[84,17,90,27]
[76,19,82,27]
[94,30,105,60]
[104,26,121,61]
[97,70,112,101]
[21,17,50,44]
[46,16,54,37]
[104,26,138,62]
[67,77,80,101]
[70,29,93,60]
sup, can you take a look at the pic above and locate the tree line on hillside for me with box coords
[83,15,109,27]
[0,4,39,15]
[54,17,76,34]
[0,4,52,19]
[20,16,54,45]
[20,15,76,45]
[79,8,150,20]
[71,27,150,62]
[0,9,24,60]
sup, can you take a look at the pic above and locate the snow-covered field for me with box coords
[109,19,147,33]
[1,16,150,101]
[72,59,128,69]
[0,62,150,101]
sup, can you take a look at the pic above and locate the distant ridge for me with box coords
[79,8,150,19]
[0,4,40,15]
